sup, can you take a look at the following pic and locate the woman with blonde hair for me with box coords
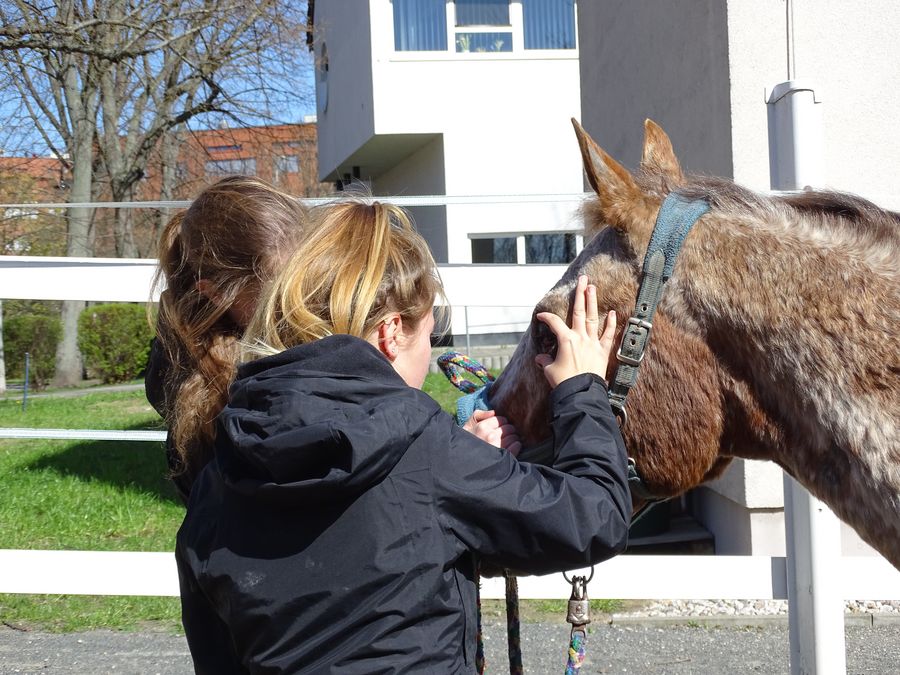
[146,175,306,503]
[176,198,631,673]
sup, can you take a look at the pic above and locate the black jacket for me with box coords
[176,335,630,674]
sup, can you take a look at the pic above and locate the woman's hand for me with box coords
[534,274,617,388]
[463,409,522,457]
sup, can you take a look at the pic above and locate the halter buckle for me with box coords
[615,316,653,367]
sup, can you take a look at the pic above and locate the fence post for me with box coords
[464,305,471,355]
[22,352,30,412]
[767,77,846,675]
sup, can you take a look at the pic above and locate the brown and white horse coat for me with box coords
[490,120,900,568]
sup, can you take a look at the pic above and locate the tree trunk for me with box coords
[155,132,181,245]
[53,132,94,387]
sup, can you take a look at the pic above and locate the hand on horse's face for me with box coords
[534,274,617,389]
[463,409,522,457]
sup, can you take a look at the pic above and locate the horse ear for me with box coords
[572,118,654,247]
[640,119,684,184]
[572,118,639,202]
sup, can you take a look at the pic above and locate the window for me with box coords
[393,1,576,54]
[275,155,300,174]
[525,233,577,263]
[204,158,257,177]
[206,144,241,152]
[455,0,512,52]
[393,0,447,51]
[472,236,517,263]
[523,0,576,50]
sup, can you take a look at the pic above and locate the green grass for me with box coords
[480,598,624,624]
[0,374,616,633]
[0,390,184,631]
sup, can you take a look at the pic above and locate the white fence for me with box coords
[1,197,899,675]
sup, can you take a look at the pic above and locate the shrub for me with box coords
[78,303,154,384]
[2,314,62,389]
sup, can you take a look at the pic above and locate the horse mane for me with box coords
[674,176,900,261]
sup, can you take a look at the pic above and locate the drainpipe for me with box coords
[766,75,846,674]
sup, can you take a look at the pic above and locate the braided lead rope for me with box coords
[436,351,495,394]
[504,572,524,675]
[563,571,593,674]
[438,351,522,675]
[564,630,587,674]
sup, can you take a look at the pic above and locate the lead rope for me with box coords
[563,569,593,674]
[437,352,524,675]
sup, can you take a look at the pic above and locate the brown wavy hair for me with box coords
[152,176,306,483]
[243,198,445,358]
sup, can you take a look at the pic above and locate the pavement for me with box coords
[1,616,899,674]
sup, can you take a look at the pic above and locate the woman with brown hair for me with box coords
[146,175,306,504]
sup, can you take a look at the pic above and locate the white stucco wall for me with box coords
[727,0,900,204]
[313,1,376,180]
[578,0,900,203]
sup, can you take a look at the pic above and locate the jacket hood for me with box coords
[214,335,441,502]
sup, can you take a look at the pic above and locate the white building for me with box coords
[312,1,587,342]
[577,0,899,558]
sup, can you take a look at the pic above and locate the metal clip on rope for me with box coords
[563,568,593,674]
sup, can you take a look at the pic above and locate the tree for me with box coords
[0,0,312,385]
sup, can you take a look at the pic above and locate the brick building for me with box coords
[169,122,332,198]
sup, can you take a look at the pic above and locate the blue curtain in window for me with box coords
[523,0,575,49]
[393,0,448,51]
[456,0,509,26]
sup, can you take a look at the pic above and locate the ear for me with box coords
[571,118,656,252]
[640,118,684,184]
[375,314,402,362]
[571,118,640,202]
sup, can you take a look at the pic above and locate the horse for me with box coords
[488,119,900,569]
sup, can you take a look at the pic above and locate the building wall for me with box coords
[171,123,330,198]
[375,136,448,263]
[313,0,376,179]
[315,1,586,265]
[579,0,900,200]
[726,0,900,201]
[576,0,733,177]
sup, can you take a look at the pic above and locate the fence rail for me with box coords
[2,550,898,601]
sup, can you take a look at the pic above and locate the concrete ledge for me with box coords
[605,613,900,629]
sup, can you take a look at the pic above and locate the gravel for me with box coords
[2,601,899,674]
[614,598,900,619]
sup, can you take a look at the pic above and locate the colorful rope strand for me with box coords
[437,351,495,393]
[564,629,587,674]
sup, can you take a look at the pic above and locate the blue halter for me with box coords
[608,192,710,500]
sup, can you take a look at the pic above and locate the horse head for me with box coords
[491,120,756,506]
[490,120,900,569]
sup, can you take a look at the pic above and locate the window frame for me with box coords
[391,0,577,59]
[469,231,583,264]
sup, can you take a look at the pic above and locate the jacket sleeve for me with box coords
[432,373,631,575]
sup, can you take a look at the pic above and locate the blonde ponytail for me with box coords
[244,199,445,359]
